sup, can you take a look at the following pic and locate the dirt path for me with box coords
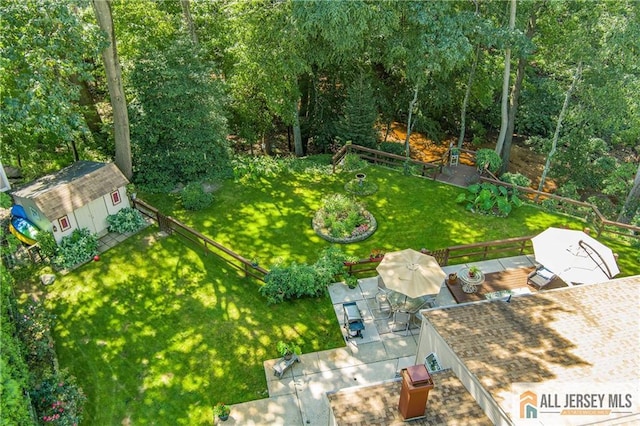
[381,122,558,192]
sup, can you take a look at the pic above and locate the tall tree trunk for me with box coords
[495,0,517,156]
[617,163,640,224]
[537,63,582,194]
[180,0,198,46]
[500,8,538,174]
[458,45,480,149]
[92,0,132,179]
[293,100,303,156]
[404,86,419,160]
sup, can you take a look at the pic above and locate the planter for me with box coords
[218,414,229,421]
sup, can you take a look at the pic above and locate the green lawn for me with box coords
[44,157,639,424]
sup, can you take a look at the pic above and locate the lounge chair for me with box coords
[527,266,556,289]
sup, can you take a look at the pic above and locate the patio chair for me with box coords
[527,266,556,289]
[375,290,392,319]
[343,302,365,339]
[392,311,411,336]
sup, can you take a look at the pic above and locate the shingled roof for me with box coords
[11,161,129,219]
[424,276,640,423]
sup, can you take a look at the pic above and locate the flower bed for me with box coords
[312,194,377,243]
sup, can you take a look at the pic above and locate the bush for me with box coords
[181,182,213,211]
[378,142,405,156]
[107,207,146,233]
[52,228,98,269]
[30,369,87,426]
[500,172,531,188]
[0,192,12,208]
[260,247,347,304]
[35,231,58,260]
[344,178,378,196]
[0,267,33,426]
[455,182,523,217]
[16,298,56,373]
[342,153,367,172]
[476,149,502,174]
[231,155,285,183]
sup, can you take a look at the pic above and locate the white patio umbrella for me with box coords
[531,227,619,285]
[376,249,446,299]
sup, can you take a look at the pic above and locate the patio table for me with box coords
[459,267,485,293]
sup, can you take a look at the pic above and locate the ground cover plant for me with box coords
[39,155,640,424]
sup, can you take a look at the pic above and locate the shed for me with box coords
[10,161,130,243]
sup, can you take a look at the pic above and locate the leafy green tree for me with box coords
[128,37,230,191]
[337,74,378,148]
[0,0,100,176]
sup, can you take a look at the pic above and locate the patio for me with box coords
[220,255,542,425]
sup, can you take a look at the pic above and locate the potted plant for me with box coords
[277,340,302,360]
[468,266,480,278]
[213,402,230,421]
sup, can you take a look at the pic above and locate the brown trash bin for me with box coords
[398,364,435,420]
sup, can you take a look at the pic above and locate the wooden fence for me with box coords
[332,143,443,180]
[344,236,536,277]
[132,199,268,282]
[332,142,639,242]
[478,175,640,241]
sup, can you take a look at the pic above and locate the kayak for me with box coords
[9,216,39,245]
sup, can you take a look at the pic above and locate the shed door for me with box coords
[75,197,109,236]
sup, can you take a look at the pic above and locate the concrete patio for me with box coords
[221,255,539,425]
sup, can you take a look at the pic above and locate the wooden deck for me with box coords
[445,266,568,304]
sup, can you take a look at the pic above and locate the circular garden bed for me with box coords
[312,194,377,243]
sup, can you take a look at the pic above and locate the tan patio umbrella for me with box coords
[376,249,446,298]
[531,227,620,285]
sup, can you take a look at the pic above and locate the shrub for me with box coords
[455,182,523,217]
[0,267,33,425]
[342,153,367,172]
[30,369,87,426]
[261,247,347,304]
[181,182,213,211]
[231,155,285,183]
[260,262,317,304]
[475,149,502,174]
[16,298,56,373]
[344,178,378,196]
[314,246,347,287]
[52,228,98,269]
[500,172,531,188]
[378,142,405,156]
[107,207,146,233]
[0,192,12,208]
[36,231,58,260]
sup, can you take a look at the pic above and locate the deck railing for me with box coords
[332,143,443,179]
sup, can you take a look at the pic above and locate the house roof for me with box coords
[424,276,640,422]
[328,371,492,425]
[11,161,129,219]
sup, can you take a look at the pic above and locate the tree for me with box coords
[92,0,132,179]
[338,74,378,148]
[0,0,99,176]
[494,0,516,157]
[537,62,582,193]
[618,164,640,224]
[128,37,230,190]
